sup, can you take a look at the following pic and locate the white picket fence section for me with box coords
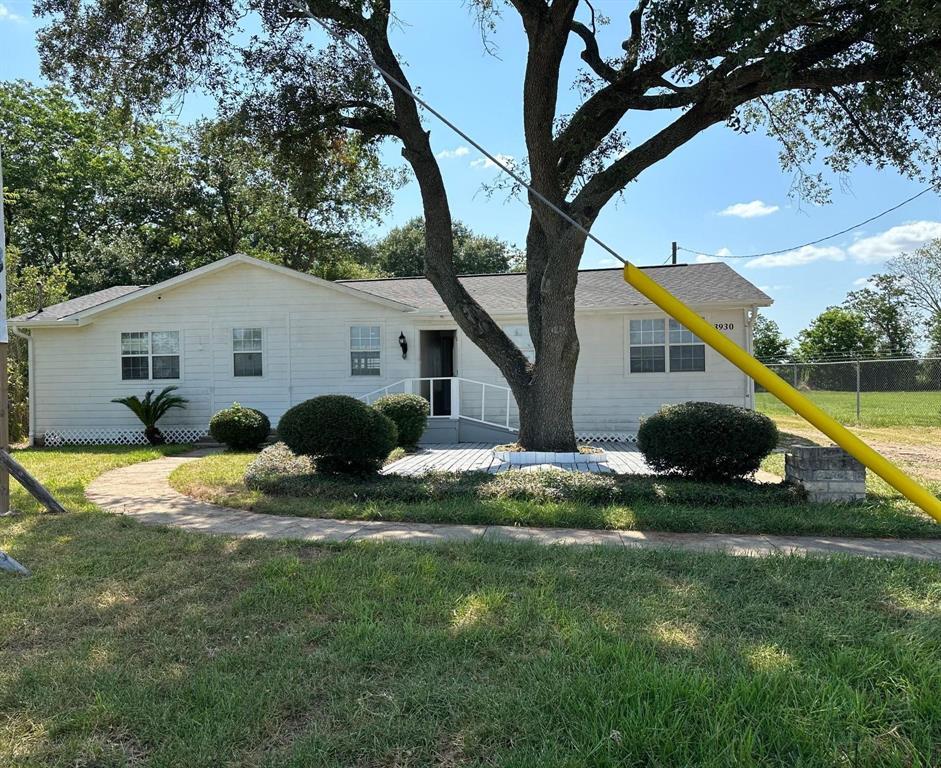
[360,376,518,432]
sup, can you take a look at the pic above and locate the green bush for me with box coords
[372,393,429,448]
[209,402,271,450]
[277,394,398,474]
[638,401,779,480]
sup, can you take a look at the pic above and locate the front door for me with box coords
[420,330,456,416]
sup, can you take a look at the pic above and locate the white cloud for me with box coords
[845,220,941,264]
[694,247,732,264]
[852,276,872,287]
[757,285,787,293]
[718,200,779,219]
[435,146,470,160]
[746,245,845,269]
[471,153,514,170]
[0,3,23,21]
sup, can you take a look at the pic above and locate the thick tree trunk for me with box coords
[512,223,583,452]
[514,350,578,451]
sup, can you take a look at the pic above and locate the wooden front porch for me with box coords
[382,442,651,477]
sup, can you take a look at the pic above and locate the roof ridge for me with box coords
[338,263,703,284]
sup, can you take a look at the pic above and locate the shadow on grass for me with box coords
[2,510,940,766]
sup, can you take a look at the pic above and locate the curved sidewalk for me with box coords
[85,453,941,561]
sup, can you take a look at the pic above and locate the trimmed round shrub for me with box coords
[278,394,398,474]
[209,402,270,450]
[637,401,779,481]
[372,393,429,448]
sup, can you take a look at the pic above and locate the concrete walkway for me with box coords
[84,453,941,561]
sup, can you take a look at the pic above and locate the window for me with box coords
[233,328,263,377]
[629,319,666,373]
[121,331,180,380]
[504,325,535,362]
[351,325,381,376]
[668,319,706,372]
[628,318,705,373]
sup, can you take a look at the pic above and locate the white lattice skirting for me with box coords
[42,427,209,447]
[40,427,630,447]
[575,431,638,444]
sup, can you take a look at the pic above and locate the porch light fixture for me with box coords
[398,331,408,359]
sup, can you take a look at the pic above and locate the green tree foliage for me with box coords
[169,120,394,278]
[927,315,941,358]
[797,307,878,361]
[843,274,918,357]
[0,82,396,293]
[888,239,941,319]
[753,315,790,363]
[374,217,522,277]
[0,81,169,290]
[888,238,941,352]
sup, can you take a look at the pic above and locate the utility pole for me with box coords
[0,147,9,517]
[0,147,66,576]
[671,241,677,265]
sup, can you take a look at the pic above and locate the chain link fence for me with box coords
[755,357,941,427]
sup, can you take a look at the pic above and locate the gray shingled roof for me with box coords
[9,285,146,322]
[339,263,771,312]
[8,262,770,325]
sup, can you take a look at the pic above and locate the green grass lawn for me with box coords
[757,390,941,427]
[1,447,941,765]
[170,452,941,539]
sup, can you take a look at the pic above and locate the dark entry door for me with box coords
[420,330,456,416]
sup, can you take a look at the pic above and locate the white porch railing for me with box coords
[359,376,518,432]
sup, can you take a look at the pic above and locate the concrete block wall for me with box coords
[785,446,866,503]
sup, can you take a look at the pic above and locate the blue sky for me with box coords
[2,0,939,339]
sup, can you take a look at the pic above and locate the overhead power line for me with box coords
[307,15,631,265]
[679,185,939,261]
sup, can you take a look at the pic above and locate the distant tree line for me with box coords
[754,239,941,365]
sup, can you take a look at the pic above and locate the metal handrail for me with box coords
[358,376,516,431]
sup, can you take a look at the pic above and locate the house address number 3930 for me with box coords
[714,322,734,331]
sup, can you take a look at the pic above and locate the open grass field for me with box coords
[756,390,941,428]
[170,451,941,538]
[1,447,941,766]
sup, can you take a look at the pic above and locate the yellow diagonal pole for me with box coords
[624,263,941,522]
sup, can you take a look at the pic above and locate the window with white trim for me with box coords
[668,319,706,372]
[233,328,263,377]
[121,331,180,380]
[629,319,666,373]
[628,318,705,373]
[350,325,381,376]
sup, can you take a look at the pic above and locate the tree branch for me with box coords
[622,0,649,71]
[570,20,618,83]
[571,31,941,219]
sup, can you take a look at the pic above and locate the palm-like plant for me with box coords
[112,386,189,445]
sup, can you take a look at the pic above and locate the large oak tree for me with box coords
[36,0,941,449]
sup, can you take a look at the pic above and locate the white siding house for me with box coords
[9,253,772,445]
